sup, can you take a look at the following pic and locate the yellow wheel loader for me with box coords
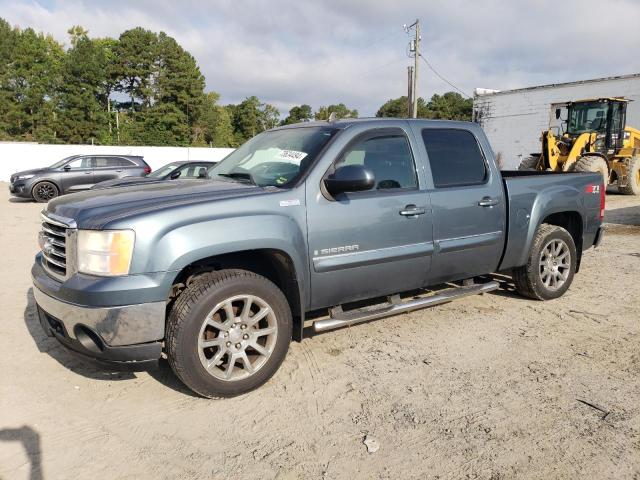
[518,98,640,194]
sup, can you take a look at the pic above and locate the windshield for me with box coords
[149,162,181,178]
[49,155,79,169]
[209,126,339,187]
[567,101,608,135]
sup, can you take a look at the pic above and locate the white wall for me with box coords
[473,74,640,169]
[0,142,235,181]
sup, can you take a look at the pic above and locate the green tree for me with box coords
[425,92,472,121]
[376,92,472,121]
[376,96,428,118]
[259,103,280,130]
[4,26,64,141]
[281,104,312,125]
[0,18,18,139]
[195,92,234,147]
[57,35,110,144]
[314,103,358,120]
[114,27,158,110]
[155,32,205,132]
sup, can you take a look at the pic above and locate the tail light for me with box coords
[585,183,605,220]
[144,166,152,175]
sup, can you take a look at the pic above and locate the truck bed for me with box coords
[498,170,603,271]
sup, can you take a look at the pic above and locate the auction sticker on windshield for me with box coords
[275,150,308,164]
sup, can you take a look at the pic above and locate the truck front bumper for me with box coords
[33,285,165,368]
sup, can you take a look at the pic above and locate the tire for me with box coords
[618,156,640,195]
[166,269,292,398]
[32,181,59,203]
[512,223,577,300]
[574,155,609,186]
[518,155,539,171]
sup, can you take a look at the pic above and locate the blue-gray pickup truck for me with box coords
[32,118,605,397]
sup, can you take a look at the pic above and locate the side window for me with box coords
[336,134,417,190]
[183,165,208,178]
[92,156,121,168]
[421,129,487,188]
[114,157,135,167]
[66,157,91,169]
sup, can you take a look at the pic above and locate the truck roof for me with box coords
[273,117,475,131]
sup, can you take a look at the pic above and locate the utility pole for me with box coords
[411,19,420,118]
[407,66,414,117]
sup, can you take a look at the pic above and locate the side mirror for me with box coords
[169,170,182,180]
[63,164,71,171]
[324,165,375,197]
[555,108,561,119]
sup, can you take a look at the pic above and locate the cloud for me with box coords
[2,0,640,116]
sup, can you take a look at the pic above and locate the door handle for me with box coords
[84,171,92,174]
[115,169,123,173]
[399,205,427,217]
[478,197,499,207]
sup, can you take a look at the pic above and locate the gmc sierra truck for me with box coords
[32,119,605,398]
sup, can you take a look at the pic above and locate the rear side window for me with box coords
[421,129,487,188]
[92,157,135,168]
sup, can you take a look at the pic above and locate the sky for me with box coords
[2,0,640,116]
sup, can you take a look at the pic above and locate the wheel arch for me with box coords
[168,248,305,342]
[540,211,584,271]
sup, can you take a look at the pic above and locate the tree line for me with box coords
[0,18,472,148]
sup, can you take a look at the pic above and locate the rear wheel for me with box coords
[32,181,59,203]
[512,223,577,300]
[518,155,540,171]
[574,155,609,186]
[166,269,292,398]
[618,156,640,195]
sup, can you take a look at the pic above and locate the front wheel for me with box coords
[512,224,577,300]
[166,269,292,398]
[574,155,609,186]
[32,181,59,203]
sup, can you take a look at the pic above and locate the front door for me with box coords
[415,126,505,284]
[61,156,94,192]
[306,127,433,309]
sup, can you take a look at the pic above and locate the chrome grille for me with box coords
[39,213,76,280]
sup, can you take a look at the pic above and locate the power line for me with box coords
[418,53,471,98]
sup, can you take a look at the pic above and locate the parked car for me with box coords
[91,161,216,189]
[9,154,151,202]
[32,118,605,398]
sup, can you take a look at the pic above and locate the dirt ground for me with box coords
[1,183,638,480]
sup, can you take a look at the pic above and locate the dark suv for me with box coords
[9,154,151,202]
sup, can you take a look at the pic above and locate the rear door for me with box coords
[60,156,94,192]
[412,125,505,284]
[92,156,131,183]
[306,126,433,309]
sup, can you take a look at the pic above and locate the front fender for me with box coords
[138,214,309,304]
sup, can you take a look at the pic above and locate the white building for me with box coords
[473,73,640,169]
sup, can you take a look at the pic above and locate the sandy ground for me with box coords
[0,182,639,480]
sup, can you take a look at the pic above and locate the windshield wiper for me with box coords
[216,172,256,185]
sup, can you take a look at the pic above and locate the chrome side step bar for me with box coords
[313,281,499,333]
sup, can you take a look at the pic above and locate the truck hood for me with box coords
[91,176,159,189]
[46,179,267,229]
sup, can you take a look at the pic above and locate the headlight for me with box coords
[77,230,135,276]
[17,174,35,180]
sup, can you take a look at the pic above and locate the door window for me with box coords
[421,129,487,188]
[65,157,92,169]
[336,134,417,190]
